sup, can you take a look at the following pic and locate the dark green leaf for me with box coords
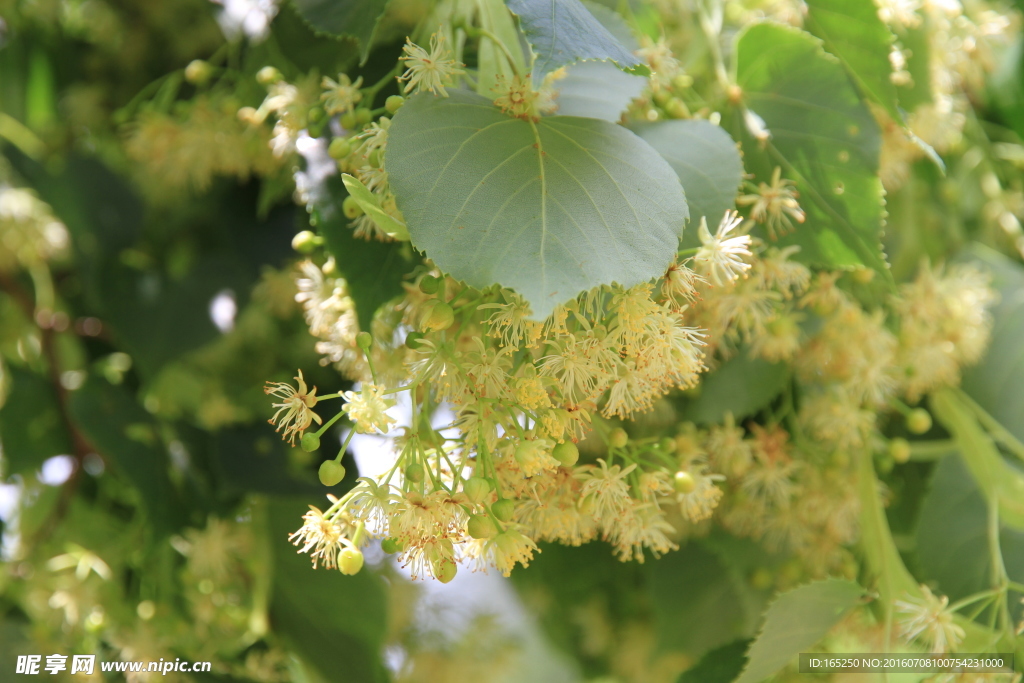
[386,91,687,319]
[735,578,865,683]
[506,0,648,82]
[0,365,73,478]
[290,0,391,64]
[633,119,744,237]
[679,351,789,425]
[804,0,902,122]
[915,454,1024,623]
[677,638,751,683]
[267,498,388,682]
[733,24,891,285]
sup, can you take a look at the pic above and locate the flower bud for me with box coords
[340,112,357,130]
[385,95,405,114]
[256,66,282,85]
[380,537,401,554]
[338,547,364,575]
[907,408,932,435]
[328,137,351,160]
[343,195,364,219]
[889,437,911,464]
[301,432,321,453]
[291,230,320,253]
[551,441,579,467]
[464,476,491,504]
[491,498,515,522]
[608,427,628,449]
[318,459,345,486]
[665,98,690,119]
[433,559,457,583]
[356,331,373,350]
[405,462,425,483]
[420,300,455,333]
[419,275,441,294]
[673,470,696,494]
[659,437,677,453]
[354,108,373,124]
[467,514,498,539]
[404,331,425,349]
[184,60,213,85]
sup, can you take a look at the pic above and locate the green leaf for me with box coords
[313,174,414,332]
[633,119,744,238]
[894,22,934,112]
[267,498,388,682]
[733,23,891,285]
[477,0,528,96]
[506,0,648,83]
[341,173,409,240]
[804,0,902,122]
[290,0,391,64]
[552,60,646,121]
[915,454,1024,624]
[385,91,687,319]
[677,639,751,683]
[679,350,789,425]
[735,578,865,683]
[0,366,73,478]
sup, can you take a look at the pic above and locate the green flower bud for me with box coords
[907,408,932,435]
[307,106,325,123]
[653,89,671,106]
[184,60,213,85]
[340,112,357,130]
[301,432,322,453]
[404,331,425,349]
[380,537,401,554]
[256,66,282,85]
[368,149,382,168]
[673,470,696,494]
[354,108,373,125]
[608,427,628,449]
[405,462,425,483]
[318,459,345,486]
[491,499,515,522]
[889,437,912,464]
[467,514,498,539]
[665,98,690,119]
[419,275,441,294]
[291,230,320,253]
[356,331,373,350]
[338,547,364,575]
[328,137,351,160]
[385,95,405,114]
[433,559,457,583]
[551,441,579,467]
[421,300,455,333]
[672,74,694,90]
[343,195,364,219]
[464,476,492,504]
[659,437,677,453]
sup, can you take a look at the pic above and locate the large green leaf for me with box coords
[804,0,902,122]
[477,0,528,96]
[734,578,865,683]
[679,351,789,425]
[290,0,391,64]
[267,498,389,682]
[0,366,73,478]
[552,60,646,121]
[633,119,744,238]
[915,454,1024,624]
[733,24,891,285]
[506,0,647,83]
[385,91,687,319]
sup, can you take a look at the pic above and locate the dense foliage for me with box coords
[2,0,1024,681]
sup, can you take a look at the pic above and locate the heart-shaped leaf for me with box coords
[385,91,687,319]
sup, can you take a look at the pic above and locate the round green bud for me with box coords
[380,537,401,554]
[659,436,677,453]
[318,459,345,486]
[652,89,671,106]
[256,66,282,85]
[464,476,491,504]
[672,74,694,90]
[322,258,337,275]
[907,408,932,435]
[491,499,515,523]
[665,98,690,119]
[421,300,455,333]
[551,441,579,467]
[433,560,457,584]
[419,275,441,294]
[184,60,212,85]
[354,108,373,125]
[342,195,364,219]
[852,267,875,284]
[291,230,320,254]
[301,432,322,453]
[385,95,405,114]
[673,470,697,494]
[307,106,325,123]
[340,112,357,130]
[367,149,382,168]
[338,547,364,575]
[889,437,912,464]
[608,427,629,449]
[467,514,498,539]
[356,331,373,351]
[405,462,425,483]
[328,137,351,160]
[404,331,425,350]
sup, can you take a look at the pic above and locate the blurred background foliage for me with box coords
[1,0,1024,681]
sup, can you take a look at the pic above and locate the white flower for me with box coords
[696,210,753,287]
